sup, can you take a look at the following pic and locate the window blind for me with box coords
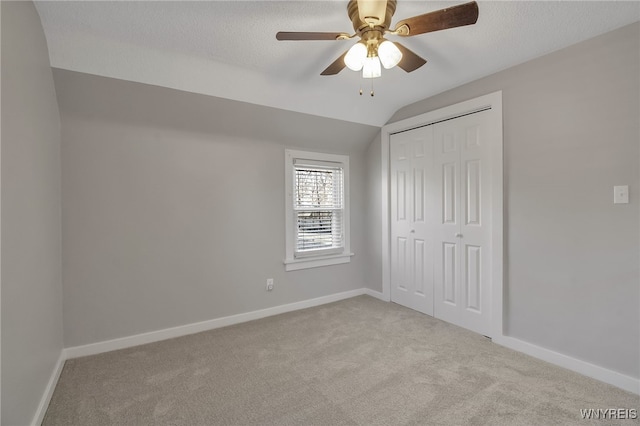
[293,163,344,256]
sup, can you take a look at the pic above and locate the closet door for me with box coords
[390,126,435,315]
[433,111,492,336]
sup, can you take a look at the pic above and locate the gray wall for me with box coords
[54,70,375,347]
[1,2,64,425]
[385,23,640,378]
[364,131,383,293]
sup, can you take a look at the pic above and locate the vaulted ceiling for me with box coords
[35,1,640,127]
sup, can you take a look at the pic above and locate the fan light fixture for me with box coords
[378,40,402,69]
[362,56,382,78]
[344,40,402,78]
[344,42,367,71]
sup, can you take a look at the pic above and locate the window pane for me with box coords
[293,164,344,255]
[296,210,343,252]
[294,167,343,210]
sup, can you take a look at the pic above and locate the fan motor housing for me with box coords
[348,0,397,34]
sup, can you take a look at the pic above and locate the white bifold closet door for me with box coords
[390,126,435,316]
[390,110,493,337]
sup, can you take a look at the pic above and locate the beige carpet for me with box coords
[44,296,638,425]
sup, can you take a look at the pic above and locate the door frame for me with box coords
[380,91,504,338]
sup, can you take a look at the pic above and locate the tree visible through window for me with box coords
[294,165,343,254]
[284,149,351,271]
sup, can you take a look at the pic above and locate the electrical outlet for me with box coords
[614,185,629,204]
[266,278,274,291]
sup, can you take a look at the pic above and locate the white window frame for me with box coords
[284,149,352,271]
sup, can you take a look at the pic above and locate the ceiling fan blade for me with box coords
[320,51,348,75]
[392,1,478,37]
[394,42,427,73]
[276,32,350,41]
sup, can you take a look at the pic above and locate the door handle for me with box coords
[455,233,463,238]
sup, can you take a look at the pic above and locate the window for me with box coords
[285,149,351,271]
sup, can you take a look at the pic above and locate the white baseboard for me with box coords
[493,335,639,395]
[363,288,387,301]
[32,351,66,426]
[65,288,366,359]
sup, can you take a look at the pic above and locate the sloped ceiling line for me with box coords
[35,1,640,126]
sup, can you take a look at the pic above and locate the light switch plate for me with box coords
[614,185,629,204]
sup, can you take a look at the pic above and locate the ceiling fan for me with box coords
[276,0,479,79]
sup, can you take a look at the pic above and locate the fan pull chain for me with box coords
[358,78,374,97]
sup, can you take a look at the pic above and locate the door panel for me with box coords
[465,244,481,312]
[434,111,492,336]
[465,160,481,226]
[390,127,434,315]
[434,123,461,317]
[396,236,408,290]
[442,162,457,224]
[414,169,425,223]
[442,242,457,305]
[396,170,407,221]
[414,239,425,295]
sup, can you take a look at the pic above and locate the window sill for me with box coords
[284,253,354,272]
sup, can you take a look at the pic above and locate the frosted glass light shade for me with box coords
[362,56,381,78]
[344,43,367,71]
[378,40,402,69]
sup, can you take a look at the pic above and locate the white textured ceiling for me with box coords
[35,1,640,126]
